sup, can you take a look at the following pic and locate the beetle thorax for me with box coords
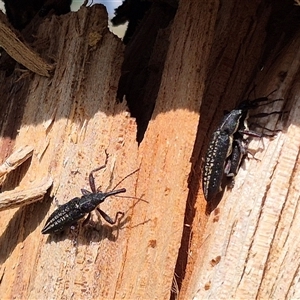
[79,193,106,212]
[219,109,243,135]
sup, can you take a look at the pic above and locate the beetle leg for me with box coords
[239,129,264,138]
[252,98,283,107]
[88,150,109,193]
[97,208,124,225]
[225,138,249,189]
[54,196,60,207]
[250,110,283,119]
[82,212,91,227]
[249,123,282,133]
[224,159,231,176]
[81,188,91,195]
[239,127,279,138]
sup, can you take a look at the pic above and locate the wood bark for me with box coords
[0,1,299,299]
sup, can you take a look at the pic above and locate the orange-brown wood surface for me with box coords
[0,2,209,299]
[0,1,299,299]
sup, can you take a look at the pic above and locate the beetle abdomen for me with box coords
[203,131,231,202]
[42,197,85,234]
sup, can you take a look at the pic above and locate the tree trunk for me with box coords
[0,1,299,299]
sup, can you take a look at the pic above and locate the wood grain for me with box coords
[0,1,299,299]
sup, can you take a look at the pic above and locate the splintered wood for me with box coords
[0,145,34,184]
[0,11,54,76]
[0,145,53,211]
[0,177,53,211]
[0,1,299,300]
[0,3,203,299]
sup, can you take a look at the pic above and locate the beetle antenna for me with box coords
[115,195,149,204]
[265,89,278,98]
[111,168,140,191]
[255,98,283,107]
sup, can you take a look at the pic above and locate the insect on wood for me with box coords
[202,93,283,203]
[42,152,128,234]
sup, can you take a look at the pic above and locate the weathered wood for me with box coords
[180,1,300,299]
[111,0,217,298]
[0,177,53,211]
[185,49,300,298]
[0,11,54,77]
[0,145,33,184]
[0,2,207,299]
[0,4,131,299]
[0,0,299,299]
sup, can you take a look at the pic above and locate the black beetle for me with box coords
[202,95,282,202]
[42,155,127,234]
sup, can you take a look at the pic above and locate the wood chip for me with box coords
[0,177,53,211]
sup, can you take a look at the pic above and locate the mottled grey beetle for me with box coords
[203,96,282,202]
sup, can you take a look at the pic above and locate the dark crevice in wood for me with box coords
[116,1,178,144]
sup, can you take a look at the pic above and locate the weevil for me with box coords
[203,110,244,202]
[42,157,127,234]
[203,95,283,202]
